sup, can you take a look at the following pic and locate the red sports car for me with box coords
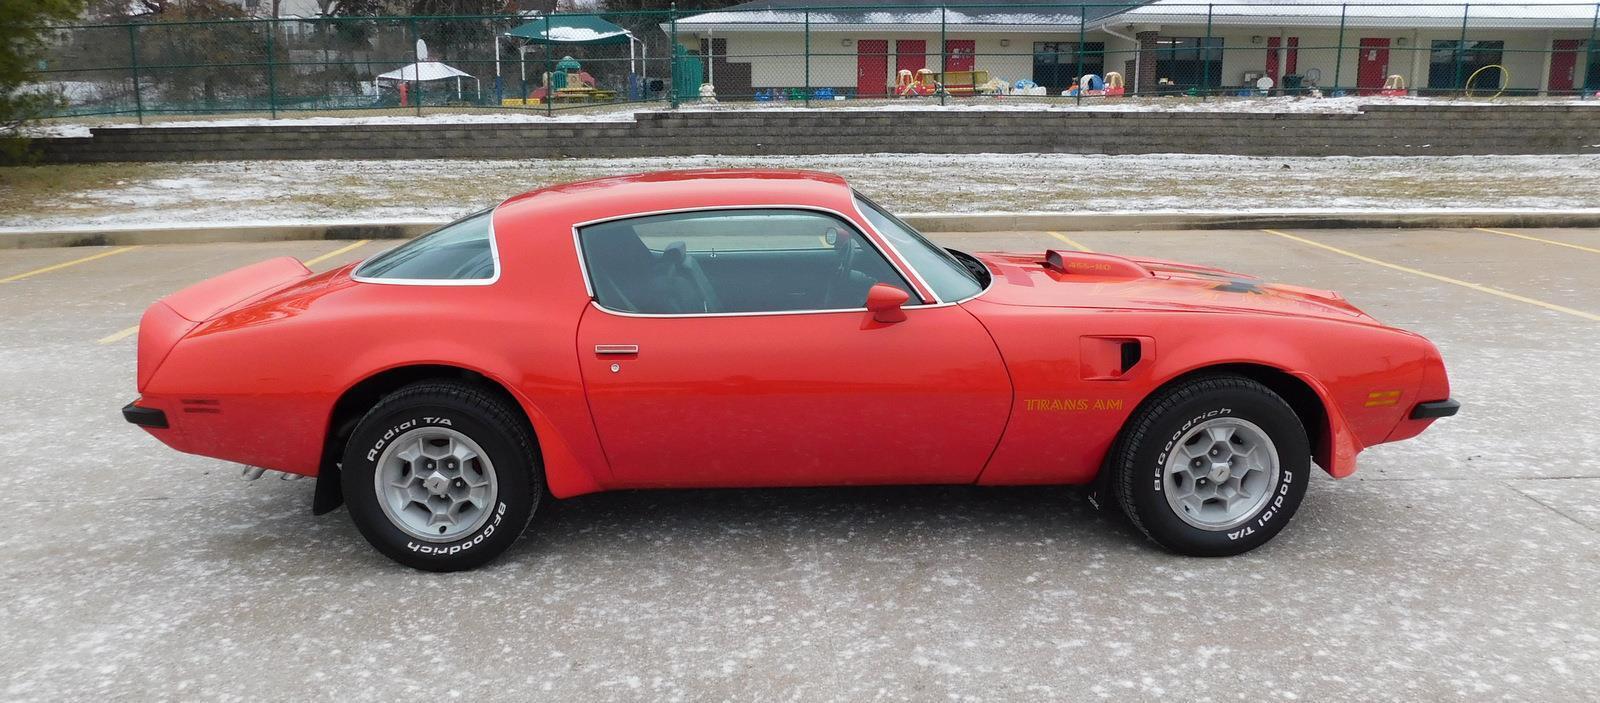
[124,170,1457,571]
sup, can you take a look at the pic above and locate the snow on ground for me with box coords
[3,152,1597,230]
[29,94,1598,138]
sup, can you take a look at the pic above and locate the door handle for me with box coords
[595,344,639,355]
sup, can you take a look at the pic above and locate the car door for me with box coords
[573,207,1011,489]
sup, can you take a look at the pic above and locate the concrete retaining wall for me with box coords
[30,104,1600,163]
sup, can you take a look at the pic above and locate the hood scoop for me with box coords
[1042,250,1153,280]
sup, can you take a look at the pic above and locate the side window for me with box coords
[354,209,496,282]
[578,209,915,315]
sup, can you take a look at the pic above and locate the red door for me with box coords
[1549,39,1583,93]
[1357,38,1391,95]
[896,40,926,74]
[575,306,1012,488]
[944,39,975,71]
[857,39,888,96]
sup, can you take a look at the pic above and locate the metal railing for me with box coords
[30,3,1600,123]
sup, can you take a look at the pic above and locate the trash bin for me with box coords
[1281,74,1304,95]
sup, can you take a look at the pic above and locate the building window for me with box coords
[1152,37,1223,90]
[1033,42,1105,93]
[1428,40,1505,91]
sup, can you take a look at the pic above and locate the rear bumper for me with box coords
[1410,399,1460,420]
[122,400,168,429]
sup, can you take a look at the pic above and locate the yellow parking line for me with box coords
[1472,227,1600,255]
[1047,231,1092,252]
[303,239,369,268]
[0,246,139,283]
[1261,229,1600,322]
[98,324,140,345]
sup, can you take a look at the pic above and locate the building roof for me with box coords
[675,0,1599,32]
[1116,0,1599,30]
[673,0,1134,33]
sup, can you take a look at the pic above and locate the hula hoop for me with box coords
[1464,64,1508,98]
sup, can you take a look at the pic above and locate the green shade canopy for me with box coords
[506,15,633,46]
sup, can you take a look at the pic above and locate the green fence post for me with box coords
[1203,4,1213,100]
[1456,3,1470,95]
[1333,3,1347,94]
[126,23,144,124]
[669,4,680,109]
[804,10,811,107]
[1076,6,1086,106]
[1589,3,1599,95]
[939,6,947,106]
[266,18,278,119]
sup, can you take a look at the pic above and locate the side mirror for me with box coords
[865,283,910,323]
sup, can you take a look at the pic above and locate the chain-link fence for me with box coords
[29,3,1600,123]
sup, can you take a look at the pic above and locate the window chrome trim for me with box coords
[570,204,933,318]
[848,192,993,306]
[350,207,502,287]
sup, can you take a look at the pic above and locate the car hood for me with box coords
[968,250,1378,323]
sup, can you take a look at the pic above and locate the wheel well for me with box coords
[313,364,536,514]
[1144,364,1329,465]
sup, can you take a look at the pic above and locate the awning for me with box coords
[376,61,473,82]
[506,14,633,45]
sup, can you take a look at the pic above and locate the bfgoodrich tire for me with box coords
[341,381,541,571]
[1112,375,1310,556]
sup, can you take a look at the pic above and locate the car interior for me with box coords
[580,212,916,315]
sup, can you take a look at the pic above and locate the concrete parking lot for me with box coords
[2,227,1597,701]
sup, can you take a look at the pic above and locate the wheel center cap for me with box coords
[422,473,452,497]
[1208,462,1232,482]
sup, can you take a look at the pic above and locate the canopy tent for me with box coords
[497,14,647,102]
[505,14,634,45]
[376,60,481,101]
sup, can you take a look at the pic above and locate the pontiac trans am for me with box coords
[123,170,1457,571]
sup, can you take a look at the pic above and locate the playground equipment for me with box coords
[1104,72,1126,96]
[895,69,937,96]
[1465,64,1509,98]
[1380,74,1408,97]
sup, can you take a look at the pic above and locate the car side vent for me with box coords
[1079,336,1154,380]
[1120,340,1143,373]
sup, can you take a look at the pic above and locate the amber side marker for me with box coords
[1261,229,1600,323]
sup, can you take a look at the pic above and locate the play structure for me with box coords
[499,15,645,106]
[1062,72,1125,97]
[895,69,938,96]
[1380,74,1408,96]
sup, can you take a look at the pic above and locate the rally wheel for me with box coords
[341,381,541,571]
[1111,375,1309,556]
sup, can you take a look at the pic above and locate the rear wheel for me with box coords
[1112,375,1309,556]
[341,381,541,571]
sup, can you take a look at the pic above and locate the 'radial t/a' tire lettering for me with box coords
[1111,375,1310,556]
[341,381,541,571]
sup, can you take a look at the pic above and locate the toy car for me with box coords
[123,170,1457,571]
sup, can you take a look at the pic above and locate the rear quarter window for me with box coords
[354,209,498,283]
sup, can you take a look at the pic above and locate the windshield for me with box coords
[853,193,984,302]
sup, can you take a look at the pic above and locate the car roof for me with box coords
[493,169,858,231]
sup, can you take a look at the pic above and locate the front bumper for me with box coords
[1410,399,1461,420]
[122,401,168,429]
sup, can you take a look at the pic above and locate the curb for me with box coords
[4,210,1600,249]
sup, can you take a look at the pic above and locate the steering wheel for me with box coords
[821,227,857,307]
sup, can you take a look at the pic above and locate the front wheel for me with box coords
[1111,375,1310,556]
[341,381,541,571]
